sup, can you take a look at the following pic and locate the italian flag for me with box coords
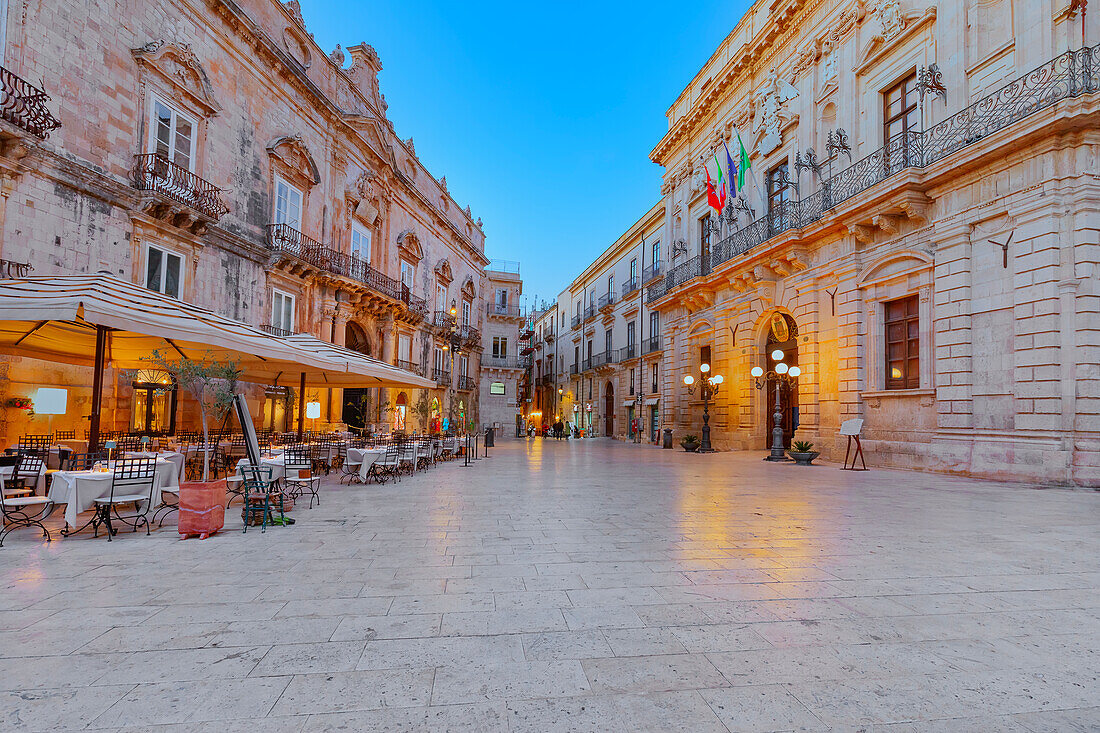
[706,152,726,213]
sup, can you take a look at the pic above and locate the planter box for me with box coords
[177,479,227,540]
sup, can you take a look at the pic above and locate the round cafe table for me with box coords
[348,448,386,481]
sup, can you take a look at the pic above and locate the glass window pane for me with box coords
[154,102,172,159]
[146,247,163,292]
[164,253,181,298]
[174,116,193,170]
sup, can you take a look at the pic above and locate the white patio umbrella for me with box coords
[0,274,433,444]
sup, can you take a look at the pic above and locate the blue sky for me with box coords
[303,1,750,308]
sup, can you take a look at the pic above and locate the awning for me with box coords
[621,400,634,407]
[280,333,436,389]
[646,397,659,406]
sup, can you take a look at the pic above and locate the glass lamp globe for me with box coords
[700,363,710,373]
[751,366,764,377]
[771,349,784,361]
[788,366,802,378]
[776,363,789,374]
[683,375,695,386]
[712,374,724,385]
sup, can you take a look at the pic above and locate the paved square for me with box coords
[1,440,1097,731]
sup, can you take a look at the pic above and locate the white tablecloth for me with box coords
[49,459,179,528]
[348,448,386,480]
[130,451,185,482]
[236,456,288,481]
[0,464,47,495]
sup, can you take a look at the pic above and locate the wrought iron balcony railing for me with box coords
[643,335,662,353]
[598,292,616,311]
[461,324,481,348]
[641,262,663,283]
[132,154,229,221]
[583,304,597,321]
[621,278,639,297]
[457,375,475,391]
[267,223,428,319]
[483,355,523,370]
[592,350,618,369]
[571,314,582,329]
[260,324,293,337]
[433,368,451,384]
[395,359,423,375]
[0,259,32,279]
[647,42,1100,302]
[582,356,593,372]
[0,65,61,138]
[570,362,580,375]
[432,311,458,330]
[619,343,637,361]
[487,303,523,318]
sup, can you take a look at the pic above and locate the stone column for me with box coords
[930,219,974,432]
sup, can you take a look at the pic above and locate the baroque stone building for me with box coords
[478,262,526,438]
[0,0,489,440]
[646,0,1099,484]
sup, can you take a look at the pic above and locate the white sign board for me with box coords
[840,418,864,437]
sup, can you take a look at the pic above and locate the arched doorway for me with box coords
[604,381,614,436]
[345,322,371,356]
[394,392,407,432]
[763,313,798,449]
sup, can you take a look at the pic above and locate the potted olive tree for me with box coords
[787,440,820,466]
[680,434,701,452]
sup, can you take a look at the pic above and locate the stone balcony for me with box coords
[131,154,229,235]
[0,65,61,140]
[267,223,428,322]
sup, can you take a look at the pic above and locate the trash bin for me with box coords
[485,426,495,447]
[662,429,673,449]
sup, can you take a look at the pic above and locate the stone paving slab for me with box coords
[0,439,1097,731]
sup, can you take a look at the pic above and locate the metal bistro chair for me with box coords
[240,465,284,533]
[64,451,107,472]
[3,454,45,499]
[0,483,54,547]
[338,443,362,485]
[54,429,76,441]
[92,456,157,541]
[370,444,401,484]
[282,445,320,509]
[397,441,418,475]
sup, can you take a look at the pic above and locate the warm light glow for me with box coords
[700,363,710,373]
[788,366,801,378]
[683,375,695,386]
[442,344,449,350]
[771,349,784,361]
[712,374,724,385]
[751,366,764,378]
[891,367,903,379]
[305,401,321,420]
[35,388,67,415]
[776,363,788,374]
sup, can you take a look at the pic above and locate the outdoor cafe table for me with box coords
[348,447,386,480]
[0,462,47,495]
[130,451,185,482]
[235,455,287,481]
[49,458,180,528]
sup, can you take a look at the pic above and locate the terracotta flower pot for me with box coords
[177,479,227,540]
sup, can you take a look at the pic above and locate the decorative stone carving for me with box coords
[873,0,905,41]
[132,40,221,116]
[267,135,320,186]
[849,224,875,243]
[283,0,306,27]
[753,68,799,155]
[899,200,929,223]
[282,27,312,68]
[346,44,383,109]
[435,259,454,284]
[404,137,416,156]
[329,44,345,66]
[396,230,423,263]
[475,217,483,229]
[873,214,901,234]
[821,38,838,82]
[439,175,447,193]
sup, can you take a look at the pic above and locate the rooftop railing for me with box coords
[132,154,229,221]
[267,223,428,319]
[647,43,1100,302]
[487,302,523,318]
[0,65,61,138]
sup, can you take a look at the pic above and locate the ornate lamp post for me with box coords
[751,349,801,461]
[682,362,723,453]
[441,298,462,434]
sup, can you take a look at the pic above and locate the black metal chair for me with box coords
[0,486,54,547]
[240,465,285,533]
[3,454,45,499]
[337,443,362,484]
[282,445,320,508]
[54,429,76,441]
[92,457,157,541]
[64,452,107,471]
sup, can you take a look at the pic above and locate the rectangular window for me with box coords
[699,214,712,256]
[145,244,183,299]
[627,321,636,346]
[574,345,580,368]
[652,240,660,264]
[460,355,468,377]
[607,273,614,296]
[883,72,919,144]
[651,363,658,393]
[630,370,635,395]
[701,345,712,369]
[630,258,638,282]
[767,162,789,215]
[400,260,414,289]
[496,288,508,308]
[274,177,303,229]
[272,289,294,332]
[490,382,505,396]
[649,310,660,336]
[462,300,471,327]
[885,295,920,390]
[437,283,447,313]
[398,333,411,363]
[604,329,612,354]
[149,97,195,171]
[350,224,371,261]
[586,340,592,361]
[434,347,445,372]
[493,336,508,358]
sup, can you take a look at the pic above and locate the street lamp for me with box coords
[441,298,462,434]
[682,362,723,453]
[751,351,801,461]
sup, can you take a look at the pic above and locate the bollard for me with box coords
[662,428,673,449]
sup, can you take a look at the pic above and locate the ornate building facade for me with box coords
[478,262,526,438]
[560,204,666,441]
[646,0,1099,484]
[0,0,489,440]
